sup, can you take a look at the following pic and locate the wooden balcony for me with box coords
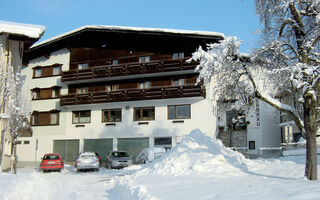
[60,85,205,106]
[62,58,197,83]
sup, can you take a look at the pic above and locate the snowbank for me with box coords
[138,129,248,176]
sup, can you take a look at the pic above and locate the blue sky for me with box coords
[0,0,260,53]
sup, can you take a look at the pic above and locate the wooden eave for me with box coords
[23,27,223,63]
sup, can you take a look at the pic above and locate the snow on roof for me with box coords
[0,20,45,39]
[32,25,224,48]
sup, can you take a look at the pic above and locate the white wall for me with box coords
[18,48,217,164]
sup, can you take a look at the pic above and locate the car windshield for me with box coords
[43,155,60,160]
[111,152,129,157]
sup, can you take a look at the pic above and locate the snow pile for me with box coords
[140,129,248,176]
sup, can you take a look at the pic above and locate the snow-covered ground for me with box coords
[1,129,320,200]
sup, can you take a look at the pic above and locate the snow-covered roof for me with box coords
[32,25,224,48]
[0,20,45,39]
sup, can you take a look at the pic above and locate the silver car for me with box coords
[75,152,100,172]
[106,151,132,169]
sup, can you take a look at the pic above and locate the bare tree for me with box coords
[191,0,320,180]
[0,44,31,174]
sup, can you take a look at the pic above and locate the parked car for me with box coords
[40,153,64,172]
[106,151,132,169]
[136,147,166,164]
[75,152,100,172]
[95,152,102,166]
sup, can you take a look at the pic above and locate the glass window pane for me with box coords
[168,106,175,119]
[33,90,40,99]
[112,60,118,65]
[72,112,78,123]
[35,69,42,77]
[173,80,179,86]
[176,105,190,119]
[53,66,61,75]
[145,81,150,88]
[52,89,58,97]
[145,56,150,62]
[139,57,145,63]
[142,108,154,120]
[110,110,121,122]
[50,113,58,124]
[32,113,39,125]
[173,53,179,60]
[179,52,184,59]
[78,63,88,70]
[133,108,140,121]
[79,111,91,123]
[179,79,185,86]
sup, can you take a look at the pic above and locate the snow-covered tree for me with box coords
[191,0,320,180]
[0,44,31,174]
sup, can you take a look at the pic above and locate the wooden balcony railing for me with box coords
[60,85,205,106]
[62,58,197,82]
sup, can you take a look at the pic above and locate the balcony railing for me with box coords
[62,58,197,82]
[60,85,205,106]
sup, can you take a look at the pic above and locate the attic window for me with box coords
[173,53,184,60]
[139,56,150,63]
[78,63,88,70]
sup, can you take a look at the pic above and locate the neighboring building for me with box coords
[0,20,45,171]
[216,100,282,158]
[17,26,223,166]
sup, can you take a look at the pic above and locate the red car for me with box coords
[40,153,64,172]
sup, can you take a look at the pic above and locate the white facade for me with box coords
[17,48,217,166]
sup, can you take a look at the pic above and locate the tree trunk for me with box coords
[304,102,318,180]
[10,141,17,174]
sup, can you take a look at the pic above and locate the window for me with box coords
[72,110,91,124]
[35,68,42,77]
[32,90,40,99]
[168,105,191,119]
[77,87,88,94]
[16,141,22,145]
[102,109,122,122]
[53,66,61,75]
[154,137,172,150]
[52,88,59,98]
[107,84,118,91]
[173,78,185,86]
[31,110,60,126]
[173,52,184,60]
[33,64,62,78]
[139,56,150,63]
[134,107,155,121]
[50,113,59,124]
[31,87,61,100]
[78,63,89,70]
[112,60,118,65]
[23,141,30,145]
[249,141,255,150]
[139,81,150,89]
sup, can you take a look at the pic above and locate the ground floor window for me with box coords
[249,141,255,150]
[133,107,155,121]
[72,110,91,124]
[168,105,191,119]
[102,109,122,122]
[154,137,172,150]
